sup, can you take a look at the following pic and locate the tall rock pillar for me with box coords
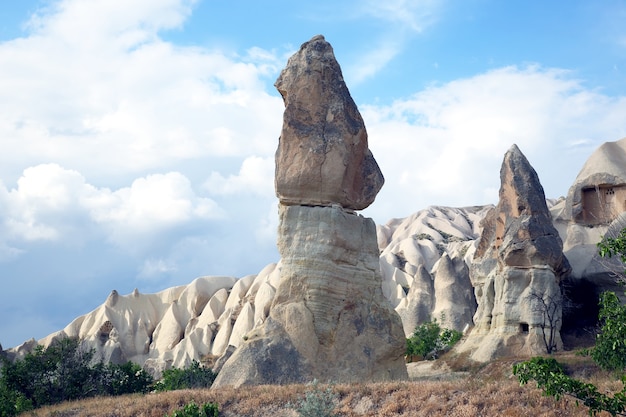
[457,145,570,361]
[213,35,407,387]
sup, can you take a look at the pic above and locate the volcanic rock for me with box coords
[457,144,570,361]
[274,35,384,210]
[213,35,406,387]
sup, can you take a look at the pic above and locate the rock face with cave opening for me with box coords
[212,35,407,387]
[456,144,570,361]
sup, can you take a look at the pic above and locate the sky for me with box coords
[1,0,625,349]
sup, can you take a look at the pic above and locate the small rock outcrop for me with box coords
[457,145,570,361]
[565,137,626,226]
[213,35,407,387]
[554,137,626,283]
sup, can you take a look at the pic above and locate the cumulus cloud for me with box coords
[0,0,283,185]
[362,65,626,222]
[204,156,275,197]
[0,164,222,252]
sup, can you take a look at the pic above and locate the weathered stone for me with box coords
[431,254,476,332]
[565,137,626,225]
[396,265,434,336]
[274,35,384,210]
[213,205,407,387]
[457,144,570,361]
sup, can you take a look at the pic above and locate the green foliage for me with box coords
[154,360,217,392]
[598,228,626,266]
[0,337,152,414]
[592,291,626,372]
[166,400,219,417]
[512,233,626,416]
[103,361,154,396]
[513,357,626,416]
[406,319,462,360]
[291,380,339,417]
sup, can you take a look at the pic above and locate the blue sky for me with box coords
[1,0,625,349]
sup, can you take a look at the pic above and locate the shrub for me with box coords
[166,400,219,417]
[406,319,462,360]
[154,360,217,391]
[104,361,154,395]
[514,357,626,416]
[291,380,339,417]
[592,291,626,372]
[0,337,152,414]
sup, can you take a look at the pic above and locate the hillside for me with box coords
[23,352,620,417]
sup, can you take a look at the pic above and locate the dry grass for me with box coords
[21,353,622,417]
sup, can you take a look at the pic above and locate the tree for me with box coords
[0,337,153,414]
[592,291,626,371]
[527,288,562,354]
[405,319,462,361]
[597,217,626,284]
[513,228,626,416]
[154,360,217,391]
[513,357,626,417]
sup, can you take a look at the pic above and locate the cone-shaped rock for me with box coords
[213,36,407,387]
[457,144,570,361]
[565,136,626,225]
[274,35,384,210]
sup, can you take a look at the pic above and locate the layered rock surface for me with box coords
[553,137,626,287]
[213,35,406,387]
[456,145,570,361]
[274,34,384,210]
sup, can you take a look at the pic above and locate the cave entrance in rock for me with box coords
[580,184,626,225]
[519,322,529,334]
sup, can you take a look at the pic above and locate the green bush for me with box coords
[154,360,217,391]
[512,229,626,416]
[406,319,462,360]
[592,291,626,372]
[104,361,154,395]
[514,357,626,416]
[0,337,152,415]
[166,400,219,417]
[291,380,339,417]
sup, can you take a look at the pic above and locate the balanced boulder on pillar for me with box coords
[213,35,407,387]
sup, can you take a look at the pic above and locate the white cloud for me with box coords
[362,65,626,222]
[360,0,441,32]
[345,0,443,84]
[204,156,275,197]
[0,0,283,185]
[0,165,223,251]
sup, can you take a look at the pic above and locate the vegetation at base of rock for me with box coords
[406,319,462,361]
[289,380,339,417]
[514,231,626,416]
[513,357,626,416]
[154,360,217,392]
[165,400,219,417]
[514,291,626,416]
[0,337,153,417]
[592,291,626,372]
[23,356,617,417]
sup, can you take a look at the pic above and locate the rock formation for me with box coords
[212,35,407,387]
[457,145,570,361]
[552,137,626,286]
[379,205,485,336]
[274,35,384,210]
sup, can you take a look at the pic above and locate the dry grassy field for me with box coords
[20,353,622,417]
